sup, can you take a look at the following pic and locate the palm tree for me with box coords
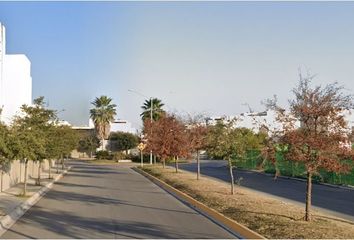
[140,98,165,121]
[90,96,117,150]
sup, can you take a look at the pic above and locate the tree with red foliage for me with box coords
[143,114,189,171]
[186,115,208,180]
[270,73,354,221]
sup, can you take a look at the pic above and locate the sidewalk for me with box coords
[0,165,70,236]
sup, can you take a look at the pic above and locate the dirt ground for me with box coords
[142,166,354,239]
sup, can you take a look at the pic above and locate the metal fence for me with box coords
[233,150,354,186]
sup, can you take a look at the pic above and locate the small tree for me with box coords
[78,134,100,158]
[11,97,56,191]
[186,115,208,180]
[270,74,354,221]
[143,114,189,171]
[206,120,263,195]
[109,131,139,154]
[0,122,13,192]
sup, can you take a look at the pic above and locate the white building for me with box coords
[0,23,32,124]
[88,118,137,134]
[206,109,354,135]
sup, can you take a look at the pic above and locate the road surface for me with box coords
[2,161,236,239]
[178,160,354,222]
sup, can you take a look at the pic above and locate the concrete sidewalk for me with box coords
[0,165,70,235]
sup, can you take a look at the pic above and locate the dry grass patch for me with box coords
[142,166,354,239]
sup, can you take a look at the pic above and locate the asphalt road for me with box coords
[178,160,354,222]
[2,161,236,239]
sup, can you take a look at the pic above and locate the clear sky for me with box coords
[0,2,353,129]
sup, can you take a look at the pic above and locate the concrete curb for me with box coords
[0,166,72,236]
[133,167,265,239]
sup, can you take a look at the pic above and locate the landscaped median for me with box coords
[136,165,354,239]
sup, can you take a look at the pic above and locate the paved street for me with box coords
[2,161,236,239]
[179,160,354,222]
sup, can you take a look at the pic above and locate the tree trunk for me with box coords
[62,155,65,170]
[1,170,3,192]
[36,162,41,186]
[101,138,105,151]
[48,160,52,179]
[23,160,28,196]
[305,171,312,221]
[175,156,179,173]
[20,162,22,183]
[228,157,235,195]
[154,155,156,164]
[274,164,280,180]
[56,158,59,173]
[197,150,200,180]
[162,159,166,169]
[140,150,143,167]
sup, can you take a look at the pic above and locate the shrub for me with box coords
[113,151,126,161]
[95,150,113,160]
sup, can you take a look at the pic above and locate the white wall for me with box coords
[2,54,32,124]
[0,23,32,125]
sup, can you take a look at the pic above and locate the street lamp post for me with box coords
[150,97,153,165]
[128,89,154,165]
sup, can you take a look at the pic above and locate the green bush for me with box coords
[113,151,126,161]
[95,150,113,160]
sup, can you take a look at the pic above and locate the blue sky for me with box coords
[1,2,354,128]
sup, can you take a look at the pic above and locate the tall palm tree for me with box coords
[90,96,117,150]
[140,98,165,121]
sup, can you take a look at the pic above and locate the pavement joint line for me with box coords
[0,166,72,237]
[133,167,265,240]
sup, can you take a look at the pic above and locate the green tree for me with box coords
[10,97,56,194]
[140,98,165,121]
[47,124,79,175]
[78,134,100,158]
[90,96,117,150]
[0,122,13,192]
[109,131,139,154]
[206,121,263,195]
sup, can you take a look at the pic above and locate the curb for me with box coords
[0,166,72,236]
[133,167,265,239]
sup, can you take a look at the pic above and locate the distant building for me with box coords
[206,109,354,135]
[89,118,137,134]
[0,23,32,124]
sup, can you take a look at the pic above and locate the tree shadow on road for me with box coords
[2,206,226,239]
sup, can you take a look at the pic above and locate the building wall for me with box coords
[0,23,32,125]
[0,159,53,192]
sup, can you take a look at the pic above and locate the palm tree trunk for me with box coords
[197,150,200,180]
[23,160,28,196]
[228,156,235,195]
[305,171,312,221]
